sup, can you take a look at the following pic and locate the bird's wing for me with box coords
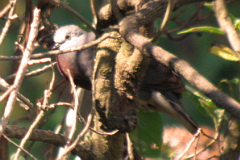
[141,58,185,93]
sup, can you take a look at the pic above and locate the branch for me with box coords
[13,110,45,160]
[1,8,40,127]
[0,2,13,18]
[14,34,55,159]
[0,77,33,109]
[60,3,98,35]
[57,75,89,159]
[213,0,240,52]
[97,0,214,29]
[3,125,96,160]
[58,113,93,159]
[2,133,37,160]
[0,0,18,44]
[0,32,113,61]
[174,128,201,160]
[118,0,240,118]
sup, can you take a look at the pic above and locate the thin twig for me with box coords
[6,62,57,80]
[0,77,33,109]
[77,113,119,136]
[14,39,56,160]
[0,85,15,102]
[60,3,97,35]
[27,58,52,65]
[13,110,45,160]
[0,32,114,61]
[152,0,175,42]
[174,128,201,160]
[184,130,221,159]
[65,103,118,136]
[1,8,40,129]
[213,0,240,52]
[90,0,98,27]
[25,62,57,77]
[66,73,81,143]
[2,133,37,160]
[126,133,134,160]
[3,125,97,159]
[0,2,13,18]
[48,102,73,109]
[58,113,93,159]
[57,71,82,160]
[0,0,17,44]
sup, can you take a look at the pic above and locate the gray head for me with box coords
[53,25,89,50]
[54,25,96,90]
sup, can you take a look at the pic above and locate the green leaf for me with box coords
[229,14,240,31]
[131,109,163,158]
[11,154,26,160]
[178,26,224,35]
[214,109,225,125]
[234,18,240,31]
[220,78,240,86]
[203,2,214,11]
[209,45,240,61]
[186,85,225,130]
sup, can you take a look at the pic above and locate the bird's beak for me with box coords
[52,43,60,50]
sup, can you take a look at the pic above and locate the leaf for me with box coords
[198,99,217,119]
[234,18,240,31]
[229,14,240,31]
[203,2,214,12]
[209,45,240,61]
[11,154,26,160]
[178,26,224,35]
[220,78,240,86]
[186,85,225,130]
[131,109,163,158]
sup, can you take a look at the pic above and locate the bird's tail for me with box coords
[149,91,199,134]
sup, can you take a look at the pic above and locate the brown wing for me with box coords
[141,58,185,93]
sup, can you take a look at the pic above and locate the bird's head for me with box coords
[53,25,87,50]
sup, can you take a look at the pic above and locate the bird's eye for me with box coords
[65,35,71,40]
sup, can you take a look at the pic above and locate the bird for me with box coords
[54,25,199,134]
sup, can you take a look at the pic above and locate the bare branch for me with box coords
[27,58,52,65]
[126,133,134,160]
[0,32,114,61]
[58,113,93,159]
[0,77,33,109]
[185,130,221,159]
[13,110,45,160]
[57,72,83,159]
[0,3,13,18]
[60,3,97,35]
[0,0,17,44]
[0,85,15,102]
[90,0,99,26]
[174,128,201,160]
[14,27,56,159]
[1,8,41,128]
[3,125,96,159]
[119,0,240,119]
[2,133,37,160]
[6,62,57,80]
[13,66,55,159]
[213,0,240,52]
[152,0,175,42]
